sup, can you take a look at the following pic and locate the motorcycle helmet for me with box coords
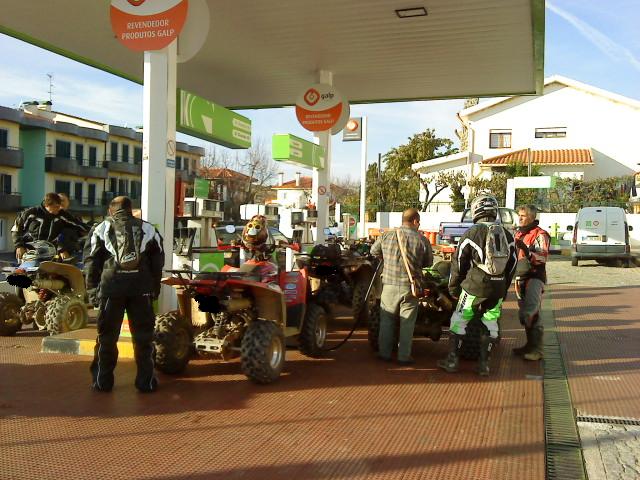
[470,194,499,223]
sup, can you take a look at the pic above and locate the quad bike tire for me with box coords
[367,300,381,352]
[460,318,501,360]
[0,292,24,336]
[154,311,193,374]
[352,274,377,325]
[44,295,88,335]
[241,320,285,384]
[299,302,328,357]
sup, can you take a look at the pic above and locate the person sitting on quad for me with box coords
[11,192,88,261]
[239,215,278,284]
[437,194,517,376]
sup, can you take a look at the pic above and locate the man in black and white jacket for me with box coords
[437,195,517,376]
[11,192,87,260]
[84,196,164,393]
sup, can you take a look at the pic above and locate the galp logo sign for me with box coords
[304,88,320,106]
[110,0,188,52]
[295,83,348,133]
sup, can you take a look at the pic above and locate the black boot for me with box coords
[477,335,495,376]
[437,333,463,373]
[513,327,533,356]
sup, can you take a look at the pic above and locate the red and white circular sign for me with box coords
[110,0,189,52]
[348,217,356,227]
[318,185,327,195]
[296,83,344,132]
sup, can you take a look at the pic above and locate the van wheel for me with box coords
[571,257,578,267]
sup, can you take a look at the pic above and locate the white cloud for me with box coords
[547,1,640,72]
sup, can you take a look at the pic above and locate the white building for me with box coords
[413,76,640,211]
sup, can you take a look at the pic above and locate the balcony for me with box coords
[0,192,22,211]
[0,147,24,168]
[176,170,197,183]
[68,197,106,216]
[105,160,142,176]
[102,191,141,210]
[45,156,108,179]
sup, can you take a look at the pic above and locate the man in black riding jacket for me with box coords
[437,195,517,376]
[11,192,87,260]
[84,196,164,393]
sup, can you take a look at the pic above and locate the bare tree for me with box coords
[237,138,279,204]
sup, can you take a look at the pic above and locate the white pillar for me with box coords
[359,116,368,238]
[505,178,516,209]
[142,42,177,312]
[312,70,333,244]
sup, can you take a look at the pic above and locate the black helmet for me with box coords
[470,194,499,223]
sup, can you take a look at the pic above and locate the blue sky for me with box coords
[0,0,638,182]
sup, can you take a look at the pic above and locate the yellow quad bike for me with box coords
[1,241,89,336]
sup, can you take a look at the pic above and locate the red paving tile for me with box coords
[1,299,545,480]
[550,285,640,419]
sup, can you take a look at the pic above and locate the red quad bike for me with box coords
[153,257,329,384]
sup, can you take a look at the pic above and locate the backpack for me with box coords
[111,217,142,271]
[477,223,510,276]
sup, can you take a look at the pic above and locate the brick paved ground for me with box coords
[1,304,544,480]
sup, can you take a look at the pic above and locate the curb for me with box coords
[41,328,135,358]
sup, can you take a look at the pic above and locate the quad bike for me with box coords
[367,260,501,360]
[153,254,330,384]
[1,241,89,336]
[296,238,381,324]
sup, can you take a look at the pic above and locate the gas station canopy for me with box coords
[1,0,544,108]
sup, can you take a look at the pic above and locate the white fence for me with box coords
[367,211,640,248]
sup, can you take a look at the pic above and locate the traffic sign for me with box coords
[348,216,356,227]
[318,185,327,195]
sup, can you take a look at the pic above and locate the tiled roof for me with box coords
[481,148,593,166]
[201,168,253,181]
[273,177,313,189]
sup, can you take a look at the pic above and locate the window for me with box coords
[110,142,118,162]
[489,129,511,148]
[122,144,129,163]
[118,179,128,195]
[88,184,96,206]
[134,146,142,164]
[55,140,71,158]
[89,146,97,167]
[175,156,182,170]
[109,178,117,193]
[0,129,8,148]
[55,180,71,196]
[0,174,12,194]
[74,182,83,202]
[75,144,84,165]
[131,181,141,199]
[535,127,567,138]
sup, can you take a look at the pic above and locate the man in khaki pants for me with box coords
[371,209,433,365]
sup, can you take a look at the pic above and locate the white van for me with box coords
[569,207,633,267]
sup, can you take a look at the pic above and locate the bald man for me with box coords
[371,208,433,365]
